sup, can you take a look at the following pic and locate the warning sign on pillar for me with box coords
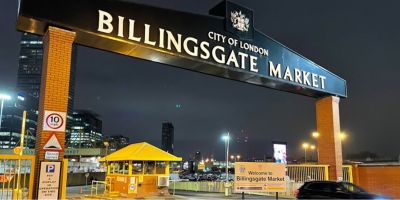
[43,110,66,132]
[43,133,63,152]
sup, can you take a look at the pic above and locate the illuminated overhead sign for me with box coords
[17,0,347,98]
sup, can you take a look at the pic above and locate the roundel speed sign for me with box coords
[43,110,67,132]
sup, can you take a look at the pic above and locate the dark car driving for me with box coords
[296,181,389,199]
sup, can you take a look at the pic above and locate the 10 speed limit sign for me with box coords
[43,111,67,132]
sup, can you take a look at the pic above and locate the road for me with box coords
[67,186,285,199]
[173,191,284,199]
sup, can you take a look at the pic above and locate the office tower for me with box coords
[69,110,103,148]
[161,122,174,154]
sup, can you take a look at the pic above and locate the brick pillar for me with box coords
[33,26,75,198]
[316,96,343,180]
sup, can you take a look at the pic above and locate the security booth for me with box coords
[99,142,182,198]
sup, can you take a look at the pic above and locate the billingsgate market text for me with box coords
[98,10,327,90]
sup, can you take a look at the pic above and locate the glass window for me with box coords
[122,161,129,174]
[109,162,116,174]
[111,162,125,174]
[115,162,122,174]
[132,161,143,174]
[144,161,155,174]
[342,182,366,193]
[156,161,166,174]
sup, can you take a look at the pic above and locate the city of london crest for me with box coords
[231,11,250,32]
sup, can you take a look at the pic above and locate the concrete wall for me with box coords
[66,172,105,186]
[353,164,400,199]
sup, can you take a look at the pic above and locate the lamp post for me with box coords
[222,132,230,197]
[302,143,309,163]
[312,132,319,139]
[340,132,348,159]
[311,132,320,162]
[230,155,241,162]
[103,141,109,173]
[0,94,11,131]
[310,145,316,162]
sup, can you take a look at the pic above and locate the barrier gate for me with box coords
[0,155,35,200]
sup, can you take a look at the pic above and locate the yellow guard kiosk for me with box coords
[99,142,182,198]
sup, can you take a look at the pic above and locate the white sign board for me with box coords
[43,133,63,151]
[234,162,286,193]
[38,162,61,199]
[43,110,66,132]
[45,151,60,160]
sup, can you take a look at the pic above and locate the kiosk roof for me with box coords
[99,142,182,162]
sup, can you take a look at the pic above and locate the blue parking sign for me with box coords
[46,164,55,173]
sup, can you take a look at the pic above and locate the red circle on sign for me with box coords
[45,113,64,130]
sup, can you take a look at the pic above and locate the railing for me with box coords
[343,165,353,182]
[170,181,301,198]
[287,164,329,182]
[287,164,353,183]
[0,155,35,200]
[171,164,354,198]
[90,180,107,196]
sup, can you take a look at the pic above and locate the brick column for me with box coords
[33,26,75,198]
[316,96,343,180]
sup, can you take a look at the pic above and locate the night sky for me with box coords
[1,0,400,160]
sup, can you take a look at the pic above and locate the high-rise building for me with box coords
[16,33,77,146]
[194,151,202,172]
[104,135,130,151]
[69,110,103,148]
[161,122,174,154]
[0,95,37,149]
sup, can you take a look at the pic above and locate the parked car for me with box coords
[296,181,389,199]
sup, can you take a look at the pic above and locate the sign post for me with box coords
[38,162,61,199]
[234,162,286,194]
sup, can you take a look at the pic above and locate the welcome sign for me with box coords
[17,0,347,98]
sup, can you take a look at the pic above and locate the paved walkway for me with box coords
[67,187,285,199]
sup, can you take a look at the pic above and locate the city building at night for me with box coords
[0,94,36,149]
[161,122,174,154]
[68,110,103,148]
[104,134,130,151]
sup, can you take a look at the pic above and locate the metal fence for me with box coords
[287,164,328,182]
[171,164,353,198]
[0,155,35,200]
[170,181,302,198]
[287,165,352,183]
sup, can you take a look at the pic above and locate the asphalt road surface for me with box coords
[66,187,284,199]
[171,191,283,199]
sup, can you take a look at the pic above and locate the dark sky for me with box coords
[1,0,400,160]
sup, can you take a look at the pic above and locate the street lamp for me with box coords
[339,132,347,141]
[0,93,11,131]
[230,155,241,162]
[222,132,230,196]
[302,143,309,163]
[310,145,316,162]
[312,132,319,138]
[103,141,109,172]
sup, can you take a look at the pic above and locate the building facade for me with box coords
[0,95,37,148]
[104,135,130,151]
[161,122,174,154]
[69,110,103,148]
